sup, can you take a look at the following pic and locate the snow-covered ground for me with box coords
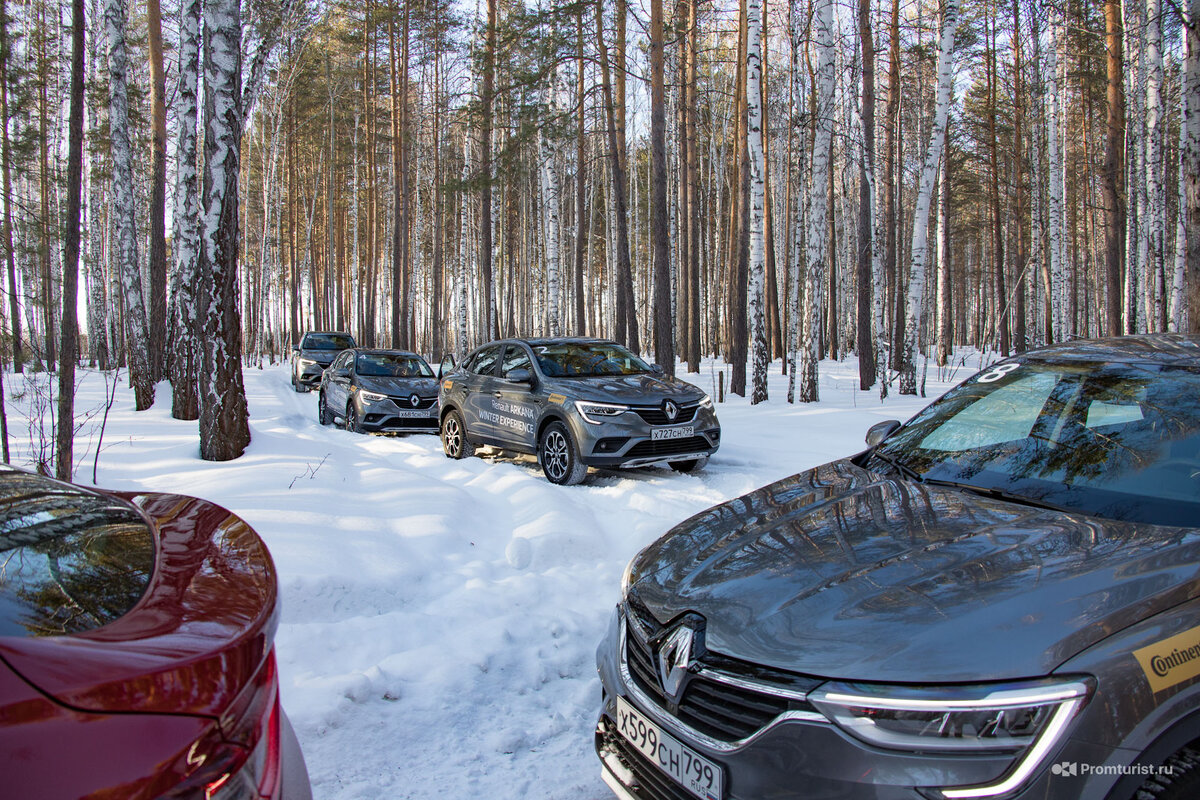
[6,353,983,799]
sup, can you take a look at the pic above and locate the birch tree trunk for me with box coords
[856,0,876,388]
[899,0,957,395]
[799,0,834,403]
[85,0,108,369]
[198,0,251,460]
[170,0,201,420]
[747,0,767,403]
[105,0,154,410]
[1046,10,1067,343]
[147,0,167,379]
[539,92,562,337]
[457,135,471,358]
[1145,0,1164,332]
[1103,0,1126,336]
[0,0,21,373]
[651,0,673,373]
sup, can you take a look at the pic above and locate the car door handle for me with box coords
[493,391,503,398]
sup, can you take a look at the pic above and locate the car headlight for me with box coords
[298,357,317,368]
[699,394,713,409]
[576,400,629,424]
[810,678,1091,798]
[358,390,387,402]
[620,552,639,598]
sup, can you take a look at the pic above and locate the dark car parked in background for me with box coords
[290,331,356,391]
[438,338,719,485]
[597,335,1200,800]
[0,467,311,800]
[318,347,440,433]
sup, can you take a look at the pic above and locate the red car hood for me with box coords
[0,490,278,718]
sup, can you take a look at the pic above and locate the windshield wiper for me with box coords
[921,479,1074,515]
[870,452,925,483]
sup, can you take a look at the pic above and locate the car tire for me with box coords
[442,410,474,459]
[344,402,363,433]
[539,421,587,485]
[1137,747,1200,799]
[291,372,305,393]
[670,455,709,473]
[317,392,331,426]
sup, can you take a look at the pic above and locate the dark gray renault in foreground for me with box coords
[318,348,439,433]
[439,338,719,484]
[597,335,1200,800]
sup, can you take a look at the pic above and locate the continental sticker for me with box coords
[442,380,453,390]
[1134,625,1200,694]
[548,393,566,405]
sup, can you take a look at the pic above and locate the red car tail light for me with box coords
[161,651,283,800]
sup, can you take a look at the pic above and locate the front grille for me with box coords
[626,437,712,458]
[388,395,437,409]
[633,403,699,426]
[379,417,437,429]
[624,603,820,743]
[598,718,699,800]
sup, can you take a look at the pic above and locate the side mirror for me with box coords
[505,367,533,384]
[865,419,902,448]
[650,364,664,374]
[292,346,300,354]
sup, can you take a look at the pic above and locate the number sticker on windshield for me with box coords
[977,363,1020,383]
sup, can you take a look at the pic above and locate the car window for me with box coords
[357,353,433,378]
[501,346,532,378]
[302,333,356,351]
[532,342,651,377]
[877,361,1200,526]
[469,346,502,376]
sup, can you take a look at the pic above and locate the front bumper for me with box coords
[295,362,329,386]
[356,396,439,433]
[570,405,720,469]
[594,607,1113,800]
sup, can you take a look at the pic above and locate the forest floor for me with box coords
[6,351,986,799]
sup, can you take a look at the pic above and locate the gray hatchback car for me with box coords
[318,348,440,433]
[597,335,1200,800]
[438,338,720,484]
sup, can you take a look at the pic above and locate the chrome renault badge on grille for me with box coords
[410,393,421,407]
[664,399,679,421]
[657,625,694,701]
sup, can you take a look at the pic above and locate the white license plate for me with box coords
[393,409,431,418]
[616,696,722,800]
[651,425,695,441]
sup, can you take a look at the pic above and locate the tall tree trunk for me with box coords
[747,0,767,401]
[1145,0,1164,331]
[36,0,55,371]
[936,128,952,366]
[1183,0,1199,331]
[85,0,108,369]
[650,0,673,373]
[800,0,834,402]
[147,0,167,380]
[56,0,84,480]
[986,12,1009,356]
[170,0,201,420]
[856,0,876,389]
[480,0,498,340]
[686,0,701,371]
[880,0,899,392]
[899,0,956,394]
[0,0,22,372]
[105,0,153,409]
[1103,0,1126,336]
[574,11,587,336]
[198,0,251,460]
[1046,8,1067,342]
[540,91,562,336]
[1011,0,1026,353]
[729,0,749,396]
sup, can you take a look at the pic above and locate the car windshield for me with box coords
[356,353,433,378]
[532,343,651,377]
[302,333,355,351]
[874,360,1200,526]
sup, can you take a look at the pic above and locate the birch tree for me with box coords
[105,0,154,410]
[746,0,768,403]
[198,0,251,460]
[1185,0,1200,331]
[85,0,108,369]
[170,0,202,420]
[1046,8,1067,341]
[798,0,834,403]
[539,90,562,336]
[899,0,957,395]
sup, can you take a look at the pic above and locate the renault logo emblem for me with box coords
[664,400,678,421]
[656,625,694,701]
[410,394,421,407]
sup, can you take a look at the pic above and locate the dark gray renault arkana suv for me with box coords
[439,338,720,485]
[597,335,1200,800]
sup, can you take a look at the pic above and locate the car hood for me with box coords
[629,459,1200,683]
[0,489,277,717]
[553,373,704,404]
[357,375,439,397]
[299,348,340,365]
